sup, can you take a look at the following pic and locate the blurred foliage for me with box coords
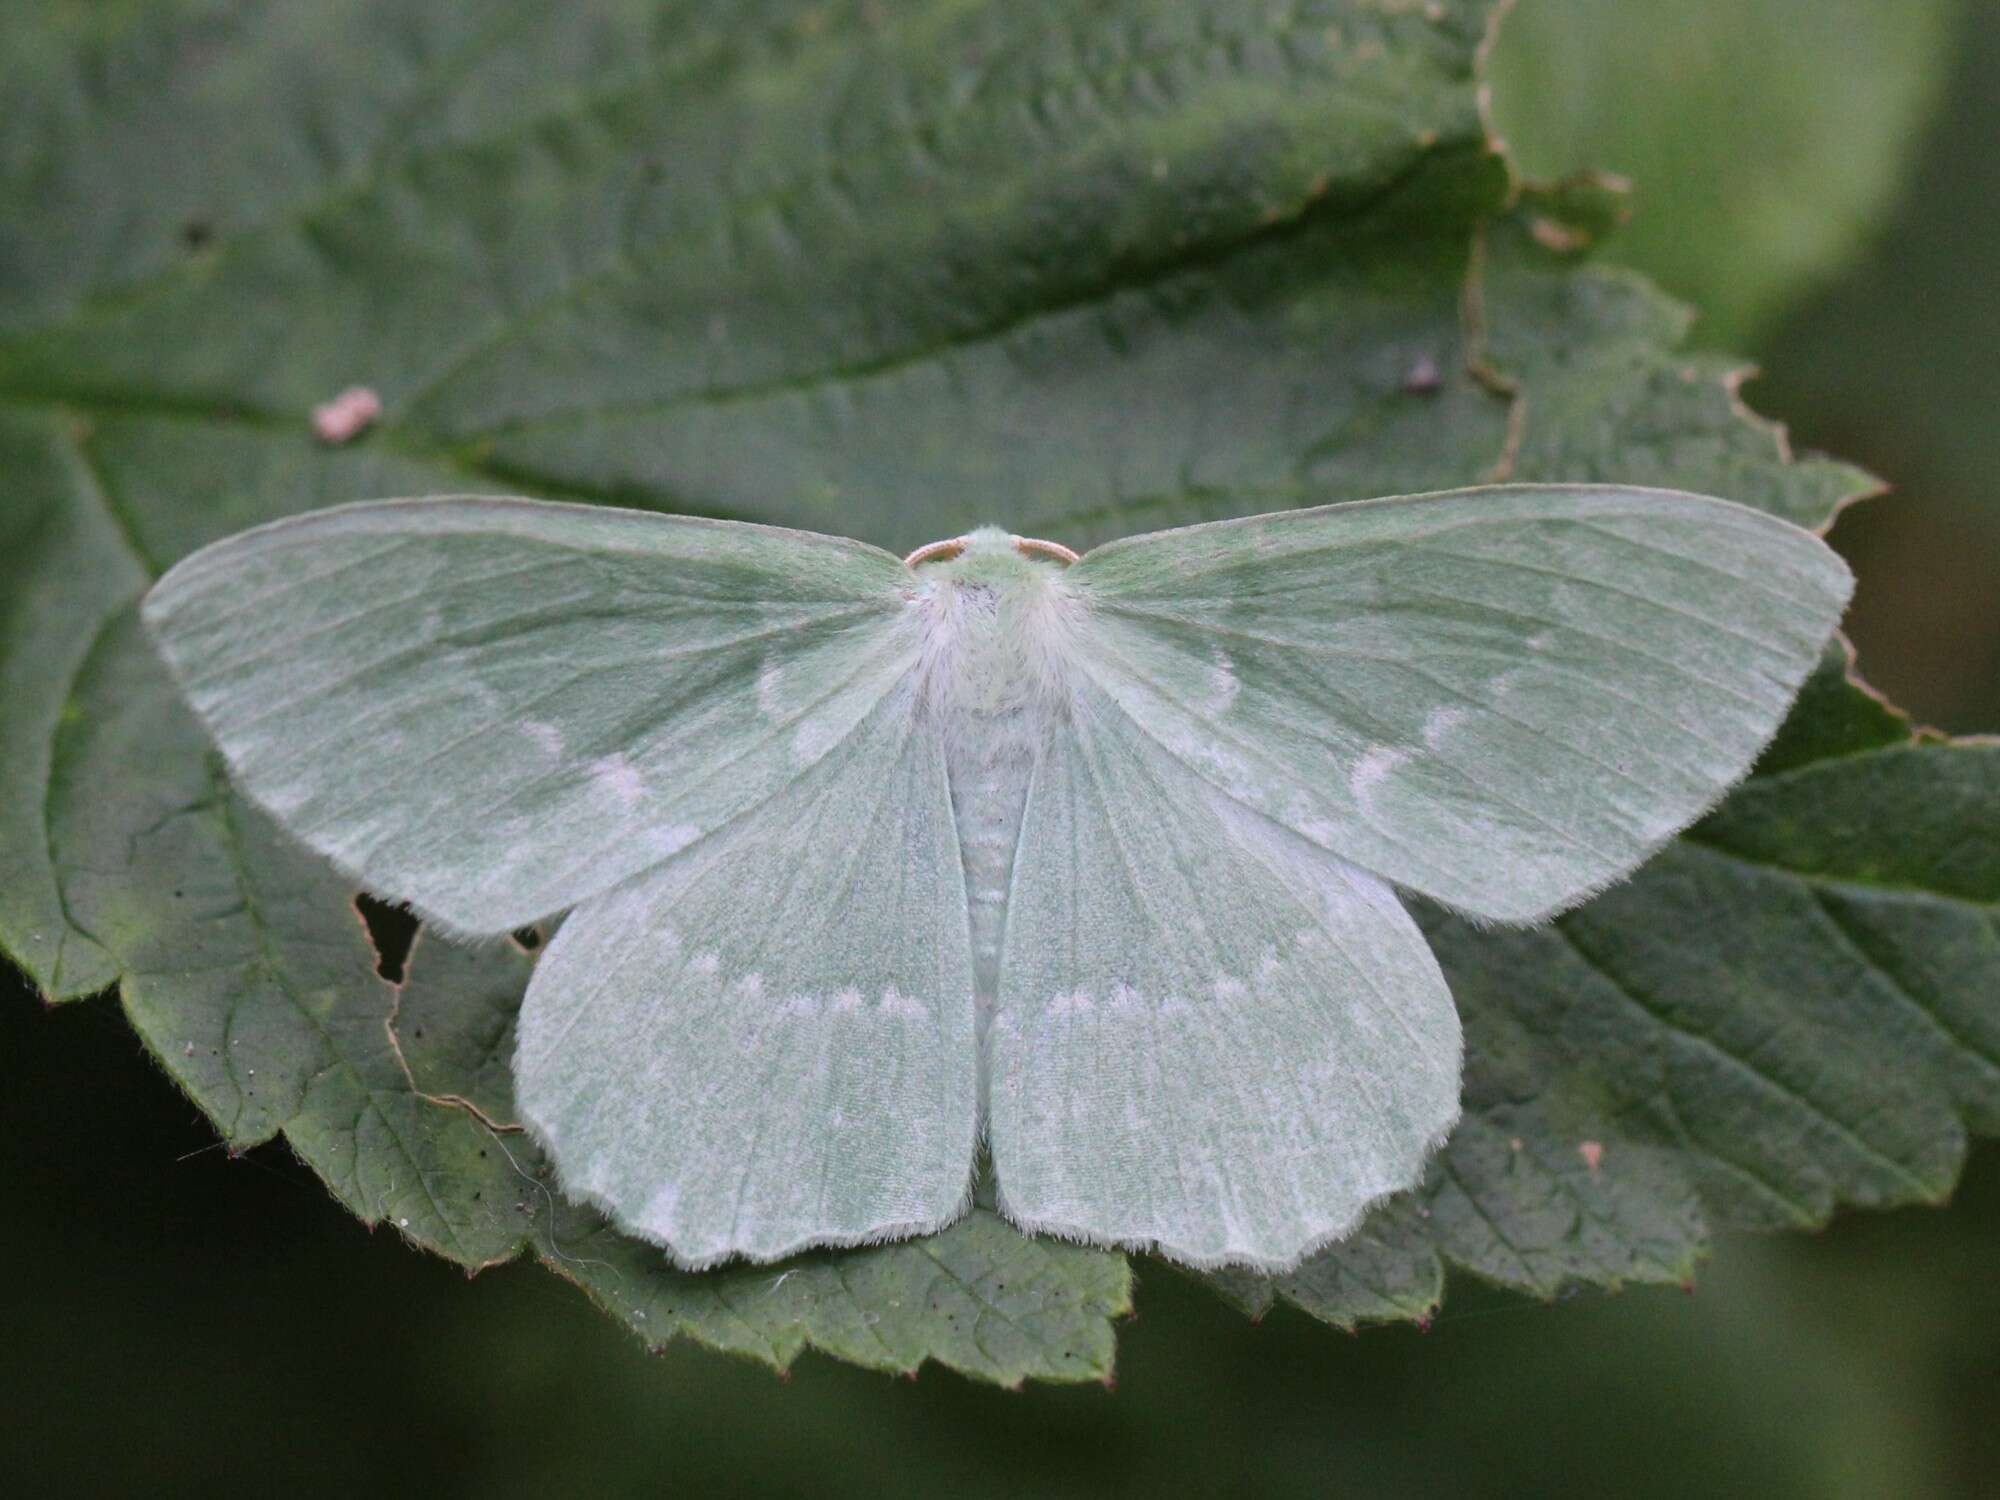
[1490,0,1998,729]
[1489,0,1960,350]
[1758,4,2000,733]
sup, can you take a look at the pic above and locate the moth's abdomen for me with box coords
[948,712,1041,1020]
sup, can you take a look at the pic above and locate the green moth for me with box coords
[141,485,1851,1271]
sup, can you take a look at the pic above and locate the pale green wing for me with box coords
[987,675,1461,1272]
[142,497,916,935]
[1067,485,1853,923]
[514,674,977,1267]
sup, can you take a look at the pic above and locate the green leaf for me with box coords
[0,0,1990,1380]
[1230,646,1999,1329]
[0,412,144,998]
[1474,193,1874,527]
[1486,0,1959,348]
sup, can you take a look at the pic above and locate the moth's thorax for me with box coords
[908,528,1086,1024]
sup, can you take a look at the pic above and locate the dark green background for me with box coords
[8,3,1998,1495]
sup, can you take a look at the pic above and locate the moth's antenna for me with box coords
[902,534,1079,567]
[903,536,968,567]
[1010,535,1079,565]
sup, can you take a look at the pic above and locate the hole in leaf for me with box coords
[510,925,544,953]
[180,216,213,249]
[354,894,419,983]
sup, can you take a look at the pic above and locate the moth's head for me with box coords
[903,526,1086,715]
